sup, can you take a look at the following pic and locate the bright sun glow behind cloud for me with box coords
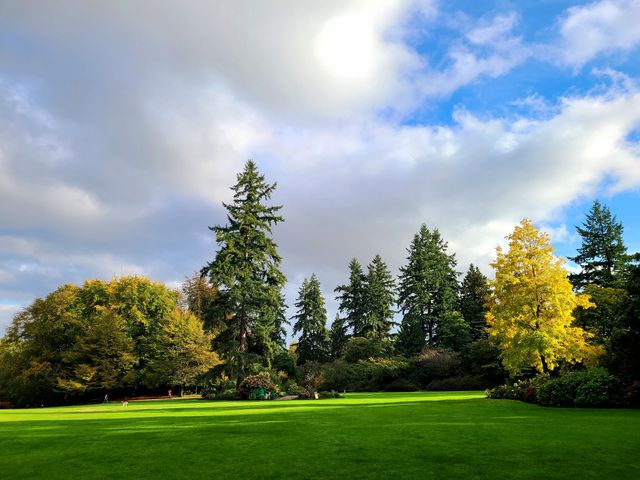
[315,13,378,81]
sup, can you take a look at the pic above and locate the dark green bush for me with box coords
[319,390,343,399]
[283,381,307,397]
[408,348,462,387]
[534,369,623,407]
[321,357,408,391]
[383,378,419,392]
[486,384,522,400]
[342,337,389,363]
[427,375,488,391]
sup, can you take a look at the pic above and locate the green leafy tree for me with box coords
[292,275,330,365]
[201,160,286,382]
[80,276,179,386]
[58,307,136,395]
[570,200,628,289]
[608,254,640,382]
[364,255,396,340]
[0,284,84,406]
[142,309,219,396]
[459,264,490,340]
[574,285,628,345]
[181,273,222,331]
[397,225,458,347]
[329,314,349,359]
[335,258,368,336]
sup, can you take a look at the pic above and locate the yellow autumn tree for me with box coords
[486,219,602,375]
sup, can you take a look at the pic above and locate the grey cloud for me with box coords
[0,0,639,334]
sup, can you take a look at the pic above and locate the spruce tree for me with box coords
[292,275,330,365]
[397,225,458,347]
[335,258,368,336]
[570,200,628,289]
[201,160,286,381]
[395,313,425,356]
[329,314,349,359]
[364,254,396,340]
[459,264,490,340]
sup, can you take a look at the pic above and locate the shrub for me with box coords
[427,376,488,391]
[408,348,462,387]
[239,371,279,399]
[283,381,307,397]
[574,371,623,407]
[462,339,506,383]
[342,337,388,363]
[626,381,640,408]
[383,379,419,392]
[536,369,623,407]
[318,390,343,399]
[486,384,521,400]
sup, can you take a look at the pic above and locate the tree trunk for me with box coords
[239,312,248,353]
[540,355,549,374]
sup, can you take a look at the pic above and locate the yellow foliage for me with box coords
[486,219,603,375]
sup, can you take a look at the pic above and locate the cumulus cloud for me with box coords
[558,0,640,67]
[0,0,639,328]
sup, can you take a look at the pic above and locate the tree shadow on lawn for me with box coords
[0,397,493,425]
[2,398,639,480]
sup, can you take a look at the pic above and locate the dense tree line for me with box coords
[0,277,217,406]
[1,161,638,407]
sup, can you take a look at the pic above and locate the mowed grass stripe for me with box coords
[1,392,638,479]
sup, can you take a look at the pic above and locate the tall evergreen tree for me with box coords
[364,255,396,340]
[570,200,628,289]
[329,314,349,359]
[397,225,458,347]
[459,264,490,340]
[395,312,425,356]
[201,160,286,382]
[292,275,330,365]
[335,258,368,336]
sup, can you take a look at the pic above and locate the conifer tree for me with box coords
[397,225,458,347]
[487,219,601,375]
[459,264,490,340]
[335,258,368,336]
[292,275,330,365]
[329,314,349,359]
[201,160,286,381]
[570,200,628,289]
[364,254,396,340]
[395,313,425,356]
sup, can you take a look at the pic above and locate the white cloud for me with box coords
[558,0,640,67]
[421,12,529,97]
[0,0,639,326]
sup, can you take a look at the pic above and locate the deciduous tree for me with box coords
[486,219,601,375]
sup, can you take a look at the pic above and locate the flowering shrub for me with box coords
[487,369,624,407]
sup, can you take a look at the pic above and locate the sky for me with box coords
[1,0,639,334]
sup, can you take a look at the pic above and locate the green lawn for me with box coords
[1,391,639,479]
